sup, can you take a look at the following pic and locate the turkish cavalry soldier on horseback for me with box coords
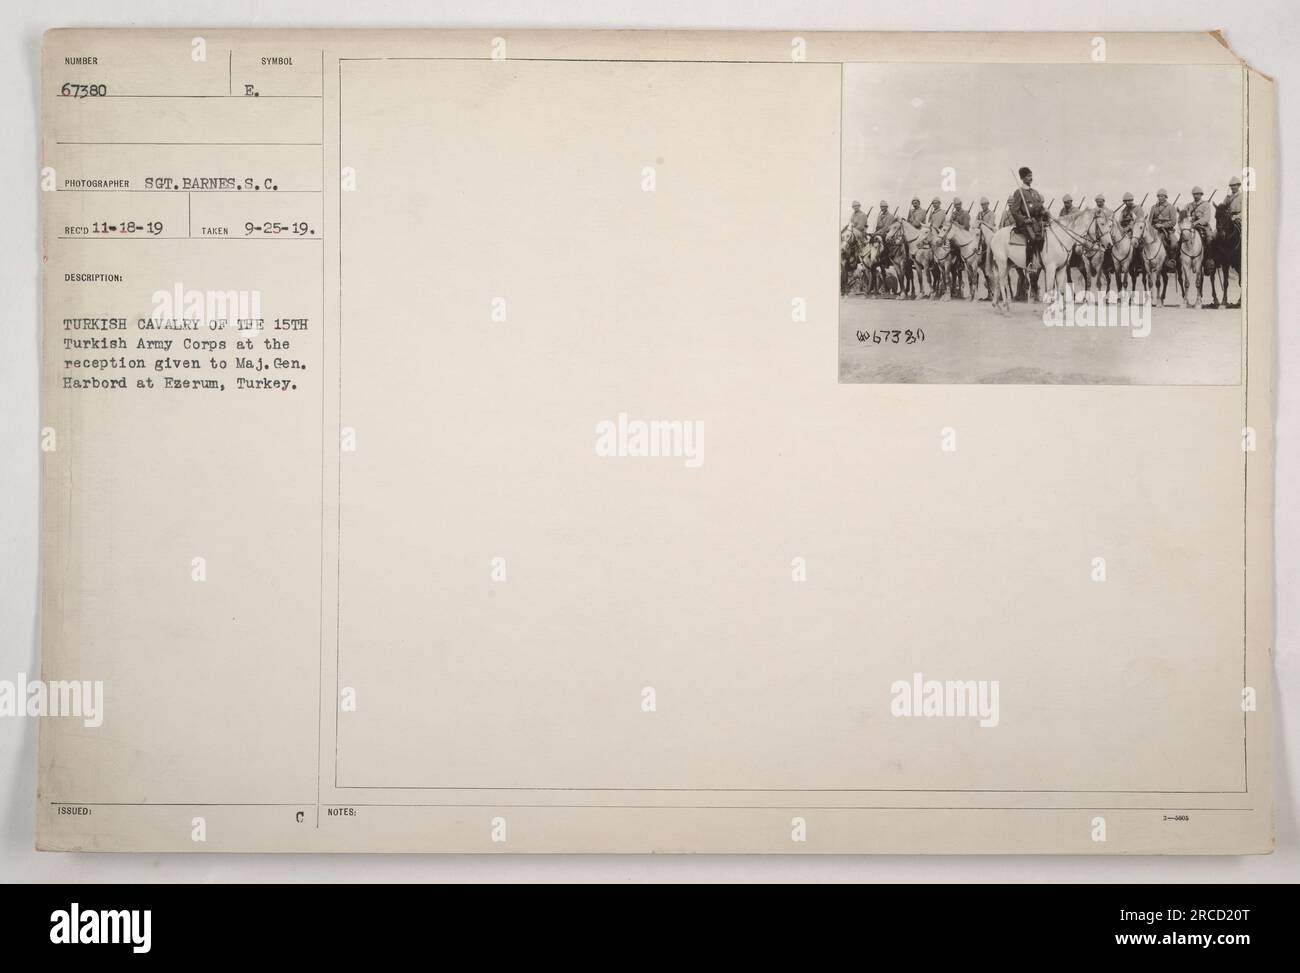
[1008,166,1047,292]
[1183,186,1217,248]
[1225,176,1243,229]
[1149,189,1178,254]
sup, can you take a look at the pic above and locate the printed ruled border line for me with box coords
[326,55,1255,801]
[317,47,327,831]
[47,801,1255,812]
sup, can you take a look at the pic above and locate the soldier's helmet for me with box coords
[852,200,861,208]
[912,197,920,204]
[1229,176,1242,188]
[1157,189,1168,198]
[979,196,989,205]
[880,199,889,207]
[931,196,940,205]
[1122,192,1134,203]
[1192,186,1203,195]
[1062,194,1073,203]
[1095,194,1105,203]
[953,197,963,207]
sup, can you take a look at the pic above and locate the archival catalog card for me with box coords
[36,29,1275,853]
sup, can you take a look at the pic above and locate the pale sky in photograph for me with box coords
[841,63,1245,220]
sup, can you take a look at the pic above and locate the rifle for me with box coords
[1009,170,1043,237]
[936,199,956,238]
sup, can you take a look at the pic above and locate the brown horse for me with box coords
[1206,203,1241,309]
[840,226,864,296]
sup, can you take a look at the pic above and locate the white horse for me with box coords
[1130,213,1170,306]
[987,207,1095,312]
[1176,214,1207,308]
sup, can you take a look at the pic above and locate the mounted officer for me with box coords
[907,197,926,228]
[926,196,945,232]
[875,199,895,234]
[949,197,970,230]
[848,200,870,241]
[1183,187,1217,247]
[1058,193,1075,217]
[1117,192,1144,233]
[1225,176,1243,230]
[1149,189,1177,252]
[1007,166,1047,269]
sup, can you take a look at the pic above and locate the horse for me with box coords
[1175,214,1207,309]
[1040,207,1102,304]
[870,227,909,298]
[973,220,1004,300]
[1104,216,1142,304]
[987,222,1035,311]
[839,227,864,296]
[1076,209,1116,300]
[1130,212,1170,306]
[987,208,1093,312]
[860,235,887,296]
[942,223,984,301]
[1206,203,1241,309]
[889,220,935,299]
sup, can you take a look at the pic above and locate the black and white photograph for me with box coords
[0,0,1296,946]
[839,63,1247,384]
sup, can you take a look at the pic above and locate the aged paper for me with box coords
[37,29,1274,853]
